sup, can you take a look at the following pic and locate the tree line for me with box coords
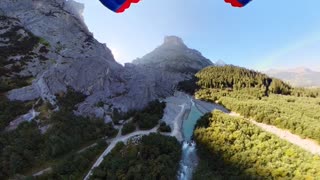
[196,65,291,95]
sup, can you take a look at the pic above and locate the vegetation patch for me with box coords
[194,111,320,179]
[31,141,108,180]
[0,90,117,179]
[0,16,50,93]
[0,96,33,130]
[195,66,320,143]
[158,122,172,133]
[121,121,136,135]
[177,76,199,95]
[196,89,320,143]
[91,133,181,180]
[133,100,166,130]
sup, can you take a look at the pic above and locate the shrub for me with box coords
[158,122,172,132]
[121,122,136,135]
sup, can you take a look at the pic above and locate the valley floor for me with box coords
[57,91,320,180]
[83,92,218,180]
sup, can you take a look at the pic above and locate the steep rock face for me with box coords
[0,0,126,106]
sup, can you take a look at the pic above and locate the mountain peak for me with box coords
[132,36,213,73]
[163,36,186,47]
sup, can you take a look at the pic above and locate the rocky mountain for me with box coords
[118,36,213,112]
[0,0,213,121]
[133,36,213,74]
[266,67,320,87]
[77,35,214,117]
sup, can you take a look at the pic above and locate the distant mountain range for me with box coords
[266,67,320,88]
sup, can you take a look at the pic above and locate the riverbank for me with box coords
[163,92,192,142]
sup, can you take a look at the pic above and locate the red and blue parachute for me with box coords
[99,0,140,13]
[99,0,252,13]
[225,0,252,7]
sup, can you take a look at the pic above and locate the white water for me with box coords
[178,100,202,180]
[178,141,198,180]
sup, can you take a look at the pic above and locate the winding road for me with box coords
[83,125,159,180]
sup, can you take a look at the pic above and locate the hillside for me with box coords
[196,66,320,142]
[194,65,320,179]
[196,65,292,95]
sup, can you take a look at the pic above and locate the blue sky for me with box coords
[76,0,320,70]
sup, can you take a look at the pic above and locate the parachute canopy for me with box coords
[99,0,140,13]
[225,0,252,7]
[99,0,251,13]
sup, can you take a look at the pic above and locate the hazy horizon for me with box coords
[75,0,320,71]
